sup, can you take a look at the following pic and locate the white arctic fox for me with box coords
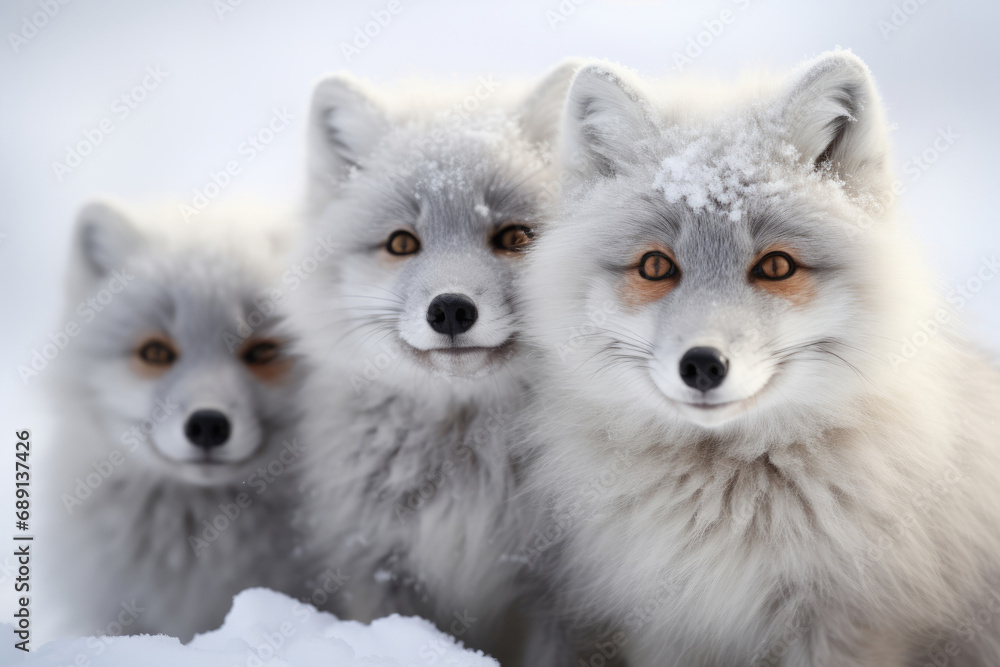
[522,52,1000,666]
[289,63,579,663]
[44,200,306,641]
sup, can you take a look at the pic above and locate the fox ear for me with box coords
[561,63,659,180]
[516,58,587,147]
[74,201,142,277]
[780,50,890,190]
[308,73,389,204]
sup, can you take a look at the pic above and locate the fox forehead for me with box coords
[652,116,799,205]
[84,258,278,354]
[593,127,863,263]
[579,183,847,276]
[600,108,854,224]
[345,151,545,248]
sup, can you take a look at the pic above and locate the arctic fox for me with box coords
[43,200,306,641]
[523,52,1000,666]
[289,63,579,663]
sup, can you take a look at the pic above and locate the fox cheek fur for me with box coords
[522,52,1000,666]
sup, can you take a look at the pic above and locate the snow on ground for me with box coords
[0,589,498,667]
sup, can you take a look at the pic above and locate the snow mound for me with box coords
[1,588,499,666]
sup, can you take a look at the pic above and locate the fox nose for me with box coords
[184,410,231,449]
[426,293,478,337]
[679,347,729,392]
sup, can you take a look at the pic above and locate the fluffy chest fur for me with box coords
[534,376,999,665]
[48,411,305,642]
[300,376,531,629]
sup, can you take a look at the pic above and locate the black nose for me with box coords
[426,293,478,336]
[679,347,729,392]
[184,410,231,449]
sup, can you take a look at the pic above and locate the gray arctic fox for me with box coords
[289,62,581,664]
[44,201,306,641]
[522,51,1000,666]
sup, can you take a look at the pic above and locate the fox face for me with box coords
[299,72,568,388]
[530,54,913,435]
[68,203,299,485]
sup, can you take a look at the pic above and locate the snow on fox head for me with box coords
[62,201,300,485]
[529,52,929,441]
[296,66,575,392]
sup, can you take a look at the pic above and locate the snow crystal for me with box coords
[651,111,799,223]
[1,589,498,666]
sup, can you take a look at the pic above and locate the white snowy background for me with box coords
[0,0,997,662]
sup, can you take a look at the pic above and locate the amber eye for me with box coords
[243,340,280,365]
[493,224,534,252]
[386,231,420,256]
[753,252,796,280]
[137,339,177,366]
[638,251,677,281]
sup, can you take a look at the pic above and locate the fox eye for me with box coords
[243,340,280,365]
[493,224,534,252]
[386,230,420,256]
[137,339,177,366]
[638,251,677,281]
[753,252,796,280]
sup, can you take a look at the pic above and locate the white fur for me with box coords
[522,51,1000,666]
